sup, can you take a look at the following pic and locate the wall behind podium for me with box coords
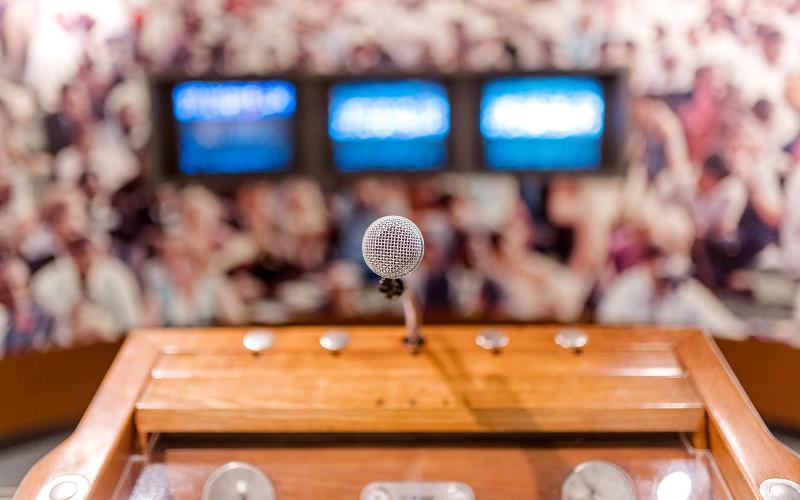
[0,0,797,362]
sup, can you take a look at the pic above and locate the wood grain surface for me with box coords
[0,340,120,440]
[676,333,800,498]
[717,337,800,429]
[135,326,704,436]
[13,333,159,500]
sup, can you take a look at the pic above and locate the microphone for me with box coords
[361,215,424,298]
[362,215,425,350]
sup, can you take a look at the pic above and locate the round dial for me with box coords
[561,460,637,500]
[202,462,276,500]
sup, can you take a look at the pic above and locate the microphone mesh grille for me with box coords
[361,216,424,279]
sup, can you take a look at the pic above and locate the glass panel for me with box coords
[111,434,732,499]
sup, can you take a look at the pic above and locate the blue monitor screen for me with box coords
[172,80,296,175]
[328,80,450,172]
[480,76,605,171]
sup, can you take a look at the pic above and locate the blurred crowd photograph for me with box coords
[0,0,799,357]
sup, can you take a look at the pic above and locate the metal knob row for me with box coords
[244,329,589,354]
[244,329,352,354]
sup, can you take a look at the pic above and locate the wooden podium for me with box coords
[16,325,800,499]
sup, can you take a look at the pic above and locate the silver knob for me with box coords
[242,330,275,354]
[555,329,588,350]
[320,331,351,353]
[364,486,393,500]
[202,462,276,500]
[50,481,78,500]
[476,331,509,352]
[36,475,89,500]
[446,483,475,500]
[761,478,800,500]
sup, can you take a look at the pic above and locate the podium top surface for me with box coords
[134,325,704,435]
[15,325,800,499]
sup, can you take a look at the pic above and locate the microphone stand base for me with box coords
[402,335,425,353]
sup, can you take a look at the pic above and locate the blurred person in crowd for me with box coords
[481,206,590,322]
[229,183,300,306]
[0,80,52,178]
[691,154,746,244]
[632,97,693,181]
[235,183,279,255]
[547,177,622,275]
[418,222,454,315]
[53,121,139,194]
[44,82,93,154]
[645,23,695,95]
[277,178,331,272]
[564,13,599,68]
[733,99,791,270]
[623,99,696,257]
[345,43,391,74]
[136,0,188,71]
[785,73,800,163]
[783,161,800,277]
[222,0,298,74]
[33,186,94,269]
[108,176,157,273]
[613,159,696,279]
[324,260,368,318]
[149,0,217,75]
[231,183,282,293]
[177,185,258,274]
[1,0,38,73]
[0,255,56,357]
[725,116,784,250]
[78,170,119,235]
[691,154,748,287]
[74,58,117,119]
[597,245,748,339]
[103,78,152,152]
[0,99,11,168]
[0,165,38,254]
[679,67,727,163]
[695,148,782,286]
[143,231,246,327]
[607,225,652,276]
[747,98,785,157]
[413,189,457,313]
[32,236,142,345]
[781,74,800,276]
[445,232,502,318]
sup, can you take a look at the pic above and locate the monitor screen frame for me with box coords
[323,75,456,177]
[474,69,628,176]
[150,75,302,186]
[149,70,628,187]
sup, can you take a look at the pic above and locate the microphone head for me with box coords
[362,215,425,279]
